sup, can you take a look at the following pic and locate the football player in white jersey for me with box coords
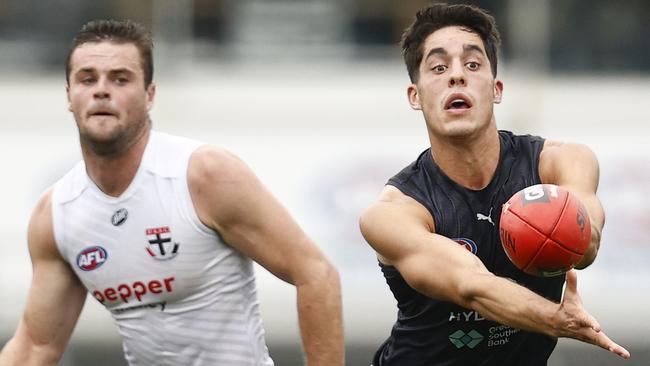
[0,19,344,366]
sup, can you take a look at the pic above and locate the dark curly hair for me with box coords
[401,3,501,82]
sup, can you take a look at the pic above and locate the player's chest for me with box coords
[62,193,218,309]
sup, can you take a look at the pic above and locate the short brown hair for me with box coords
[65,19,154,87]
[401,3,501,82]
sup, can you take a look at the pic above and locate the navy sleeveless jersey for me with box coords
[373,131,565,366]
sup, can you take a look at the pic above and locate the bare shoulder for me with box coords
[187,145,259,200]
[540,140,599,184]
[187,145,264,231]
[27,187,60,260]
[188,145,253,184]
[360,185,434,264]
[361,185,433,229]
[541,140,596,159]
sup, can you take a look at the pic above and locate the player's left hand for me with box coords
[554,270,630,359]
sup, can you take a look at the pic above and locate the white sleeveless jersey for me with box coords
[51,131,274,366]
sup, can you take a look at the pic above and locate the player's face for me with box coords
[67,41,155,155]
[407,26,503,139]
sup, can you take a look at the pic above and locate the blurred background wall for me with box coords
[1,0,649,365]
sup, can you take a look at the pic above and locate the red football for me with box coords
[499,184,591,277]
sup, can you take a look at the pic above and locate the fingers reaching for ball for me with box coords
[558,270,629,359]
[594,330,631,359]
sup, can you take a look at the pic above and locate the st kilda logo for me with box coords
[145,226,179,260]
[77,246,108,271]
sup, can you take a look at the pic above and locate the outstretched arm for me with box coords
[540,141,604,268]
[360,185,629,359]
[188,146,344,366]
[0,190,87,366]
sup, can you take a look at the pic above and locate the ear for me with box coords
[66,84,72,112]
[407,84,422,110]
[493,79,503,104]
[146,83,156,111]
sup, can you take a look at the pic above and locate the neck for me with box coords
[429,121,500,190]
[81,128,151,197]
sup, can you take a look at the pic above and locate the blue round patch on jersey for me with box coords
[453,238,478,254]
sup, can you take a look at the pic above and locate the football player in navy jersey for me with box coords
[360,4,630,365]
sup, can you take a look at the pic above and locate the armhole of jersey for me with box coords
[386,180,438,226]
[533,137,546,184]
[178,146,219,238]
[50,183,69,262]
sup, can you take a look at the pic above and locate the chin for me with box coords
[82,124,122,142]
[79,117,149,156]
[441,120,480,138]
[79,124,126,155]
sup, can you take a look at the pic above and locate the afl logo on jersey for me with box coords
[145,226,179,260]
[453,238,478,255]
[77,246,108,271]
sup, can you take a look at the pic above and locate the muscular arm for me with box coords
[0,190,87,366]
[360,185,629,359]
[188,146,344,366]
[540,141,604,268]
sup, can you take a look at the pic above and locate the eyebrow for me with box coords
[424,43,485,61]
[76,67,96,74]
[108,68,134,75]
[424,47,448,60]
[462,44,484,55]
[75,67,134,75]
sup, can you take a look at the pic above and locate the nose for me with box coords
[448,76,466,87]
[448,62,467,88]
[93,78,110,99]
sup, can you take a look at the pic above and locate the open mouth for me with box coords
[444,95,472,110]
